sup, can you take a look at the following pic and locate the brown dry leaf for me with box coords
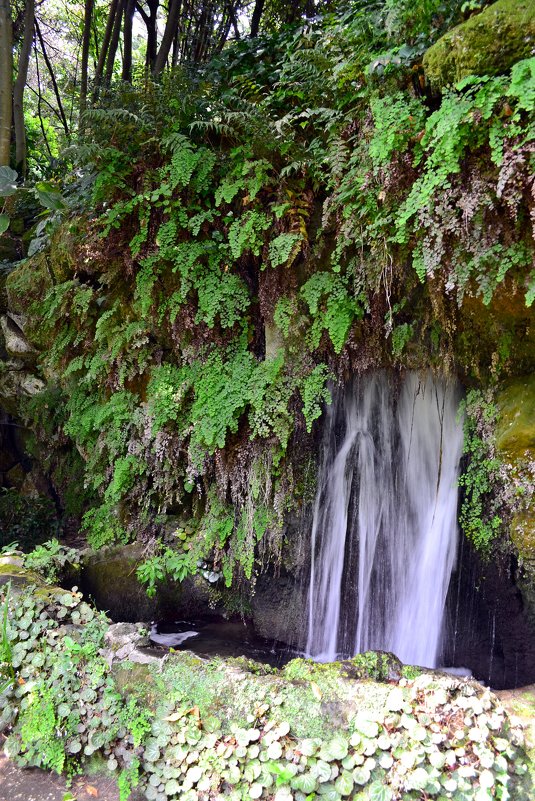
[85,786,99,797]
[310,681,322,701]
[187,705,201,727]
[163,711,184,722]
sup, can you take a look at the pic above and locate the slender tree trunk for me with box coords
[79,0,94,115]
[250,0,264,36]
[34,45,53,159]
[0,0,12,166]
[215,2,238,53]
[181,0,193,62]
[122,0,135,82]
[192,3,209,63]
[92,0,120,100]
[227,2,240,40]
[153,0,182,77]
[145,0,159,72]
[171,25,180,66]
[13,0,34,174]
[104,0,125,85]
[35,22,69,137]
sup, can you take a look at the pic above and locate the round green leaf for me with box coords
[165,779,180,795]
[292,773,318,794]
[368,781,393,801]
[334,770,354,796]
[352,766,371,785]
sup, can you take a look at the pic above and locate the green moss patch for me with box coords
[495,375,535,463]
[423,0,535,87]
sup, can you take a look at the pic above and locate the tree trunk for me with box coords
[145,0,159,72]
[250,0,264,37]
[35,21,69,137]
[0,0,12,166]
[104,0,125,86]
[13,0,34,175]
[92,0,120,100]
[227,2,240,41]
[79,0,94,115]
[122,0,135,82]
[153,0,182,77]
[34,45,53,159]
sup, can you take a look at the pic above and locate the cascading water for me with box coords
[306,371,463,668]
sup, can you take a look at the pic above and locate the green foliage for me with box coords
[117,758,140,801]
[300,273,363,353]
[273,296,297,339]
[0,490,58,551]
[0,584,531,799]
[0,586,123,776]
[268,232,302,268]
[105,455,145,506]
[23,539,80,583]
[81,506,129,550]
[300,365,333,433]
[391,322,413,359]
[458,391,504,553]
[196,270,250,328]
[190,340,256,452]
[20,685,65,773]
[228,210,271,259]
[11,4,535,580]
[137,545,194,597]
[368,93,426,168]
[147,364,196,433]
[248,352,294,450]
[0,588,15,695]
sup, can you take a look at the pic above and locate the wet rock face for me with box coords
[444,535,535,691]
[80,543,220,623]
[0,314,36,362]
[496,375,535,639]
[251,572,308,649]
[423,0,535,88]
[439,374,535,691]
[103,622,161,666]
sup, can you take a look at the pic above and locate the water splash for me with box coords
[306,371,463,668]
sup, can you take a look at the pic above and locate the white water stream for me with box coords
[306,371,463,667]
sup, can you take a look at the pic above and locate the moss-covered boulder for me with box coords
[4,219,82,349]
[496,375,535,462]
[5,252,53,340]
[423,0,535,88]
[0,233,21,263]
[0,559,42,589]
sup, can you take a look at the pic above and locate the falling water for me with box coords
[306,371,463,668]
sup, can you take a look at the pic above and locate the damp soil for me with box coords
[0,737,144,801]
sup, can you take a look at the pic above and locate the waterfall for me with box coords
[306,371,463,668]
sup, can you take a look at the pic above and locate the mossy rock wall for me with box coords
[80,543,220,622]
[495,374,535,626]
[423,0,535,87]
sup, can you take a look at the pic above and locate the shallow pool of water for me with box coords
[149,616,299,668]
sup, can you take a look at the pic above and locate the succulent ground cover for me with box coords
[0,579,533,801]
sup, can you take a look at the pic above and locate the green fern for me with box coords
[300,364,333,433]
